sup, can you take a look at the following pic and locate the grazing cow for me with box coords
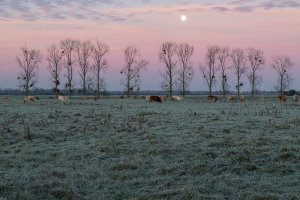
[130,95,136,99]
[293,94,298,102]
[207,96,218,102]
[259,97,264,101]
[82,96,88,100]
[58,96,68,101]
[167,97,174,101]
[145,96,150,102]
[278,95,287,102]
[120,96,124,99]
[239,95,245,102]
[160,96,167,101]
[24,96,37,103]
[2,96,8,100]
[93,96,98,101]
[148,96,162,103]
[227,96,236,102]
[173,96,184,101]
[49,96,54,99]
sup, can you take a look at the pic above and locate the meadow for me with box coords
[0,95,299,200]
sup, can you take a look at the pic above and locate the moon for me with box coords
[181,15,187,22]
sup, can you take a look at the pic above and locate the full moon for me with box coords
[181,15,187,22]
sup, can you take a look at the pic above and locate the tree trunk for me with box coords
[209,78,212,96]
[222,79,225,98]
[237,68,240,98]
[127,76,130,98]
[97,74,100,99]
[169,71,172,97]
[83,77,86,96]
[182,71,185,97]
[169,79,172,97]
[280,75,283,96]
[251,72,255,97]
[26,85,29,96]
[55,84,58,98]
[68,83,72,98]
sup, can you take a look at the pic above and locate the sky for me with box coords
[0,0,299,91]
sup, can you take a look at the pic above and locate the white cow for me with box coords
[58,96,68,101]
[294,94,298,102]
[145,96,151,102]
[172,96,184,101]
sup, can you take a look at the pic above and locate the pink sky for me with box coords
[0,1,299,91]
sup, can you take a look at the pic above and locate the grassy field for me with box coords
[0,95,299,200]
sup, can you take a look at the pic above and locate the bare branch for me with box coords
[92,40,110,98]
[47,44,64,98]
[231,48,247,97]
[77,40,94,96]
[159,41,177,96]
[217,46,230,97]
[271,55,293,95]
[16,45,42,96]
[199,45,219,96]
[60,39,80,98]
[120,46,148,97]
[176,43,194,97]
[246,47,265,97]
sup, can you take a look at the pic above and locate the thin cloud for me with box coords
[234,6,255,12]
[211,6,229,12]
[0,0,299,22]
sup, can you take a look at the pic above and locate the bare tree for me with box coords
[246,48,265,97]
[199,45,220,96]
[176,43,194,97]
[16,46,42,96]
[47,44,64,98]
[120,46,148,97]
[217,46,230,98]
[60,39,79,98]
[271,55,293,95]
[92,40,109,98]
[159,41,177,97]
[231,48,247,98]
[77,40,94,96]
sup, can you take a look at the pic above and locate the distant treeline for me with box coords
[0,88,298,96]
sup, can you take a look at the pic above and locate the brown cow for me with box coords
[239,95,245,102]
[93,96,98,101]
[278,95,287,102]
[120,96,124,99]
[259,97,264,101]
[207,96,218,102]
[167,97,174,101]
[148,96,162,103]
[24,96,37,103]
[293,94,298,102]
[227,96,236,102]
[2,96,8,100]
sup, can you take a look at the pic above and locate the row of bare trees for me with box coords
[17,39,110,98]
[159,42,194,97]
[198,45,293,98]
[16,41,294,97]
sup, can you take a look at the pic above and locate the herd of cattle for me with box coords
[1,94,299,103]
